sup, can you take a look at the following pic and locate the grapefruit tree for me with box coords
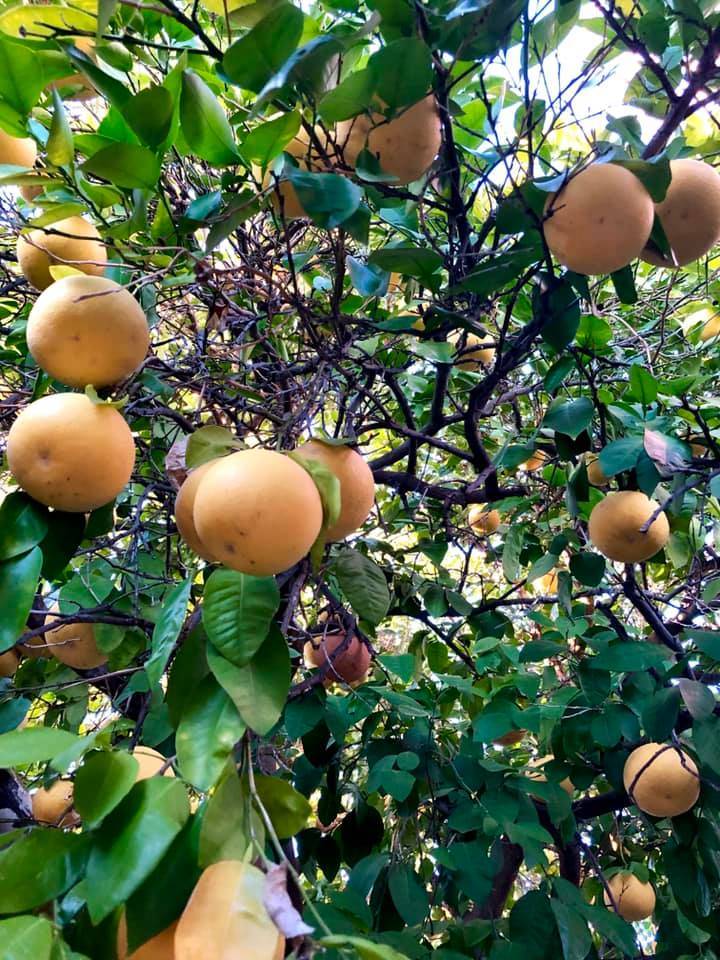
[0,0,719,958]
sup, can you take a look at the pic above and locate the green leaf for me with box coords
[610,265,637,304]
[347,256,390,297]
[367,38,433,111]
[0,493,47,562]
[207,626,290,736]
[74,750,139,828]
[145,579,192,689]
[289,451,342,535]
[614,157,671,203]
[0,916,54,960]
[285,168,363,229]
[67,46,130,107]
[0,35,46,114]
[368,246,443,281]
[598,436,644,476]
[47,89,74,167]
[0,831,88,913]
[241,110,301,167]
[637,11,669,53]
[199,765,263,866]
[683,627,720,660]
[123,85,174,149]
[333,549,390,626]
[592,642,667,672]
[40,511,86,581]
[542,397,593,439]
[551,899,592,960]
[677,678,715,720]
[453,242,540,296]
[97,0,118,36]
[82,143,161,190]
[176,675,245,791]
[569,552,605,586]
[180,70,239,166]
[319,69,375,123]
[253,773,312,838]
[85,777,190,923]
[628,364,658,405]
[0,727,81,767]
[186,425,243,468]
[319,936,410,960]
[202,568,280,667]
[388,862,429,926]
[0,546,43,653]
[503,525,525,582]
[539,278,581,351]
[222,3,304,93]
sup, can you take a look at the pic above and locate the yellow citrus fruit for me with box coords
[295,440,375,541]
[175,860,284,960]
[117,914,178,960]
[588,491,669,563]
[586,454,609,487]
[699,311,720,340]
[304,631,371,685]
[523,449,549,472]
[335,95,441,185]
[7,392,135,512]
[43,609,107,669]
[193,449,323,576]
[174,461,219,561]
[623,742,700,817]
[32,779,79,827]
[527,754,574,795]
[17,216,107,291]
[133,746,175,781]
[603,872,656,921]
[536,570,559,594]
[468,504,500,534]
[543,163,654,275]
[26,275,149,389]
[0,648,19,677]
[642,159,720,267]
[0,127,36,168]
[449,331,495,369]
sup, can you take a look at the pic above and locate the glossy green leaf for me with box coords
[123,85,174,149]
[186,425,242,468]
[0,493,47,562]
[47,89,74,167]
[285,168,363,229]
[82,143,161,190]
[333,549,390,626]
[388,862,429,926]
[0,916,54,960]
[542,397,593,439]
[0,830,88,913]
[253,773,312,838]
[241,110,301,167]
[145,579,192,688]
[176,675,245,791]
[180,70,239,166]
[199,765,263,867]
[222,3,304,93]
[368,38,433,112]
[74,750,139,828]
[0,546,42,653]
[0,35,46,113]
[202,568,280,667]
[628,364,658,405]
[39,511,86,581]
[0,727,81,767]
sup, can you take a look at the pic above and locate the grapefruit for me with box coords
[0,128,36,168]
[623,742,700,817]
[32,779,79,827]
[603,872,655,921]
[586,454,609,487]
[26,275,149,388]
[133,746,175,781]
[117,915,178,960]
[295,439,375,541]
[192,449,323,575]
[642,159,720,267]
[543,163,654,275]
[175,861,284,960]
[174,461,219,561]
[468,504,500,535]
[335,95,441,185]
[588,491,669,563]
[450,331,495,370]
[0,648,19,677]
[304,631,371,685]
[43,610,107,669]
[7,392,135,512]
[266,128,328,219]
[17,215,107,290]
[523,449,548,472]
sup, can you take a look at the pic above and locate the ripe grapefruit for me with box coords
[193,449,323,575]
[0,649,19,677]
[117,915,178,960]
[32,779,79,827]
[26,275,149,388]
[603,872,655,921]
[0,128,36,168]
[588,491,669,563]
[295,439,375,541]
[522,449,548,472]
[304,631,371,685]
[44,610,107,669]
[450,331,495,370]
[623,742,700,817]
[174,461,219,561]
[543,163,654,275]
[7,392,135,512]
[468,504,500,535]
[17,215,107,290]
[133,746,175,781]
[586,453,609,486]
[642,159,720,267]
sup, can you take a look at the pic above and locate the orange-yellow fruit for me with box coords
[175,860,285,960]
[528,754,574,795]
[543,163,654,275]
[134,746,175,781]
[0,648,19,677]
[304,631,371,685]
[468,504,500,535]
[174,461,219,561]
[450,331,495,370]
[523,449,549,472]
[295,440,375,541]
[588,491,669,563]
[623,742,700,817]
[7,392,135,512]
[493,729,525,747]
[642,159,720,267]
[267,129,328,219]
[26,275,149,388]
[536,570,559,594]
[17,216,107,291]
[17,635,50,659]
[43,612,107,669]
[699,312,720,341]
[586,454,609,486]
[193,449,323,576]
[117,914,178,960]
[32,779,79,827]
[0,128,36,168]
[603,872,656,921]
[335,95,441,185]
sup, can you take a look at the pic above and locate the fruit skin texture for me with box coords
[450,331,495,370]
[700,312,720,340]
[193,449,323,576]
[296,440,375,541]
[304,631,371,685]
[588,491,669,563]
[623,742,700,817]
[32,779,79,827]
[642,159,720,267]
[543,163,654,275]
[117,915,178,960]
[175,860,284,960]
[44,612,107,669]
[586,454,609,486]
[468,504,500,534]
[0,128,36,168]
[603,872,656,921]
[0,649,19,677]
[133,746,175,781]
[27,275,149,388]
[174,461,219,561]
[335,95,442,185]
[17,215,107,290]
[7,393,135,512]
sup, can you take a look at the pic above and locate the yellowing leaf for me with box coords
[48,264,84,281]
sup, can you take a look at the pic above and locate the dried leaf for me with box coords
[166,436,189,491]
[262,864,313,938]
